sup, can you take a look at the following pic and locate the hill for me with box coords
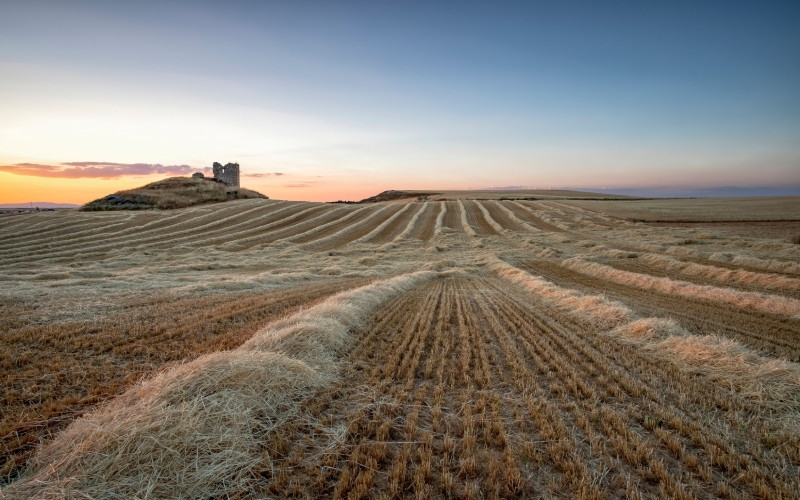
[357,189,633,203]
[81,177,267,210]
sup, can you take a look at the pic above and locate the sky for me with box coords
[1,0,799,203]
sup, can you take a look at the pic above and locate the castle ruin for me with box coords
[212,162,240,187]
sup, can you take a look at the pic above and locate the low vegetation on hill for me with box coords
[358,190,440,203]
[81,177,267,210]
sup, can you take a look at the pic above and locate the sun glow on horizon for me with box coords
[1,2,798,204]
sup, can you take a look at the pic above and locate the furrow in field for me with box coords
[286,205,373,244]
[140,201,305,248]
[305,205,403,250]
[180,204,330,249]
[227,205,351,249]
[603,255,800,299]
[403,202,438,240]
[0,215,130,249]
[0,277,372,484]
[353,204,412,244]
[518,259,800,361]
[363,203,422,244]
[562,258,800,317]
[441,201,461,230]
[258,275,799,497]
[0,210,191,256]
[107,201,290,249]
[0,201,272,259]
[460,200,500,236]
[396,202,437,241]
[162,203,321,249]
[506,201,565,231]
[479,200,528,231]
[0,201,295,263]
[0,211,136,240]
[478,275,797,496]
[545,201,618,228]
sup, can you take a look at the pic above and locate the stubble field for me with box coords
[1,194,799,498]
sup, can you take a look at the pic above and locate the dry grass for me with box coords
[563,257,800,316]
[3,193,800,497]
[81,176,267,210]
[5,272,435,497]
[562,196,800,222]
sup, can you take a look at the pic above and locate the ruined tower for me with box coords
[212,162,240,187]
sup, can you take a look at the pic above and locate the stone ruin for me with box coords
[191,172,205,179]
[212,162,240,187]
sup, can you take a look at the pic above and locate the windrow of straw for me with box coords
[474,201,507,234]
[396,202,429,240]
[639,252,800,292]
[433,202,447,236]
[612,319,800,410]
[354,204,413,243]
[562,257,800,317]
[488,257,634,329]
[710,252,800,275]
[3,271,436,499]
[490,258,800,412]
[457,200,478,238]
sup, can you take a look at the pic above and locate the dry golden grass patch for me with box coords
[562,196,800,222]
[2,193,800,497]
[81,176,267,210]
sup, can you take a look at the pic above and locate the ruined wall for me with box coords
[212,162,240,187]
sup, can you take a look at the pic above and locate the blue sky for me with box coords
[1,0,798,202]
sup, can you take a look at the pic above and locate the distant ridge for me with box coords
[0,202,79,209]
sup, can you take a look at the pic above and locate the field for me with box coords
[1,194,799,498]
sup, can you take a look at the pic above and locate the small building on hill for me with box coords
[213,162,240,187]
[191,172,205,179]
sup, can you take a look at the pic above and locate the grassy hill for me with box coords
[81,177,267,210]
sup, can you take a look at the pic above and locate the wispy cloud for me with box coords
[283,181,319,188]
[245,172,285,177]
[0,162,207,179]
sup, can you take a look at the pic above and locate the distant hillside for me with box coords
[358,190,441,203]
[358,189,631,203]
[81,177,267,210]
[0,202,79,209]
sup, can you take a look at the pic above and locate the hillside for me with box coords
[1,196,799,497]
[81,177,267,210]
[359,189,634,203]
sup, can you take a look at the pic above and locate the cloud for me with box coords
[283,181,319,188]
[0,162,203,179]
[245,172,285,178]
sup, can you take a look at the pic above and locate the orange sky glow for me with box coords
[1,2,798,204]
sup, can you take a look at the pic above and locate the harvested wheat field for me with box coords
[2,193,800,498]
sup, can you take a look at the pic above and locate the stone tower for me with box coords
[212,162,240,187]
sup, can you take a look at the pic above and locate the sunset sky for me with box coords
[1,1,799,203]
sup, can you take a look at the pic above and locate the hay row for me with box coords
[4,271,436,498]
[562,257,800,317]
[490,258,800,411]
